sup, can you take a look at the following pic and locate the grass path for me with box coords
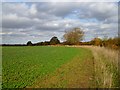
[29,48,95,88]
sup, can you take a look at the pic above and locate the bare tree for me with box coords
[63,27,84,45]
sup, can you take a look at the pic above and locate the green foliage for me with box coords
[2,46,81,88]
[27,41,32,46]
[50,36,60,45]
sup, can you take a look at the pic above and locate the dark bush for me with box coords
[50,36,60,45]
[27,41,32,46]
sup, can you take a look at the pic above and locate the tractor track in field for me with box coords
[29,48,95,88]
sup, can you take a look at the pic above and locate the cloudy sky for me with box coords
[1,0,119,44]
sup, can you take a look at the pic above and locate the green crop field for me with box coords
[2,46,94,88]
[2,46,119,88]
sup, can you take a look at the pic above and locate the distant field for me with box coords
[2,46,119,88]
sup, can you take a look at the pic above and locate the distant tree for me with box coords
[104,37,120,49]
[50,36,60,45]
[91,37,102,46]
[90,37,120,49]
[63,27,84,45]
[27,41,32,46]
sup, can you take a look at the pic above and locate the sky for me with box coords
[1,0,119,44]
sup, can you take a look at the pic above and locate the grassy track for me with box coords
[2,46,93,88]
[29,47,95,88]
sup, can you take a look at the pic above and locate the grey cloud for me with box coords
[75,2,118,22]
[3,2,118,22]
[2,15,33,29]
[2,2,118,44]
[35,2,118,22]
[36,2,73,17]
[2,14,44,29]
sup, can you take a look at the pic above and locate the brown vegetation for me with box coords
[86,46,119,88]
[63,28,84,45]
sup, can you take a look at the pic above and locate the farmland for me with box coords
[2,46,119,88]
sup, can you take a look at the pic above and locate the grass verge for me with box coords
[87,46,120,88]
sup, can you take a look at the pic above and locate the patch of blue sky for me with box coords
[64,14,79,20]
[78,18,99,23]
[64,12,98,23]
[70,10,99,23]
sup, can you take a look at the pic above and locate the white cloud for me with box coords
[2,3,29,16]
[29,4,37,15]
[2,2,118,44]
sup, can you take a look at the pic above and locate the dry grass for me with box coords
[84,46,119,88]
[60,45,119,88]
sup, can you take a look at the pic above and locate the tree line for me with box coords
[2,27,120,49]
[80,37,119,49]
[26,27,120,49]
